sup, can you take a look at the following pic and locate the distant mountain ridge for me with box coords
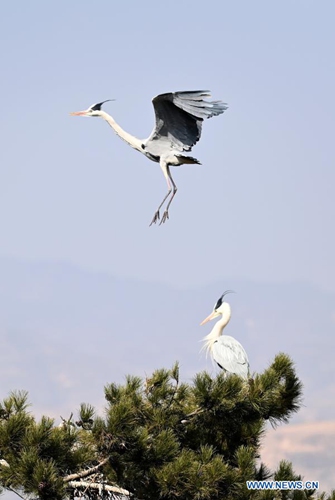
[0,256,334,422]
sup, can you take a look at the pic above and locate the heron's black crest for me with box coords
[90,100,113,111]
[214,290,235,310]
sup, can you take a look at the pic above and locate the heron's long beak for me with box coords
[200,311,217,326]
[70,110,88,116]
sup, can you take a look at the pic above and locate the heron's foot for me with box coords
[149,210,160,226]
[159,210,169,225]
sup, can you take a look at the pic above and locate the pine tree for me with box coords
[0,354,334,500]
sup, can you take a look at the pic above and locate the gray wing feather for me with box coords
[212,335,249,379]
[146,90,228,154]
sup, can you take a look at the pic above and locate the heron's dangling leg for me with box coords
[149,161,175,226]
[149,188,171,225]
[160,168,177,225]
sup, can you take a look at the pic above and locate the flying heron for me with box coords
[70,90,227,225]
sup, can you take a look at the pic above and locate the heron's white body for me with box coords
[201,301,249,379]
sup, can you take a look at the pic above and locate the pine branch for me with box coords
[181,407,205,423]
[63,459,132,500]
[67,480,131,497]
[63,457,109,482]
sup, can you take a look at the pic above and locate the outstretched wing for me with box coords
[213,335,249,379]
[146,90,227,155]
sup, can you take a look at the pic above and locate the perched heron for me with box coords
[200,291,249,379]
[70,90,227,225]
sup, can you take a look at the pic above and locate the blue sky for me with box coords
[1,0,335,494]
[1,0,334,291]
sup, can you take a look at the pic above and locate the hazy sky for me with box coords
[0,0,334,293]
[1,2,335,494]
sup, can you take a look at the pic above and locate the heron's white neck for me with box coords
[202,308,231,358]
[98,111,143,153]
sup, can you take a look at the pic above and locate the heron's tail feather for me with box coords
[176,155,201,165]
